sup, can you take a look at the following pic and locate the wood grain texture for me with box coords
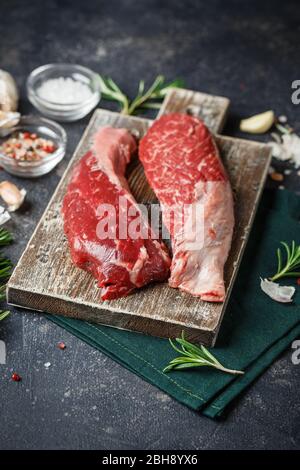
[158,88,230,132]
[7,91,272,346]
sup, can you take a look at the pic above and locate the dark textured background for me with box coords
[0,0,300,450]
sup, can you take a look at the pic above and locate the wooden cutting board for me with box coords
[7,89,272,346]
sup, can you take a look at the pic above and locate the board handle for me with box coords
[157,88,230,134]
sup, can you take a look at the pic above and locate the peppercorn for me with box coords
[270,172,284,182]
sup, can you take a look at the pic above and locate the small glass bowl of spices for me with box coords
[0,115,66,177]
[27,64,101,122]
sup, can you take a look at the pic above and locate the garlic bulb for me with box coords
[0,181,26,212]
[0,69,19,112]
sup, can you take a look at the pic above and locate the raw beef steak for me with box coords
[139,113,234,302]
[62,127,170,300]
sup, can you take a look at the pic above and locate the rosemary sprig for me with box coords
[270,240,300,281]
[163,332,244,375]
[98,75,183,115]
[0,228,13,317]
[128,76,184,115]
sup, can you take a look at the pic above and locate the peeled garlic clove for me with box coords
[260,278,295,303]
[0,205,11,225]
[0,181,26,212]
[240,110,275,134]
[0,110,20,129]
[0,69,19,112]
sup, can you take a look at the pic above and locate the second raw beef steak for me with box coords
[139,113,234,302]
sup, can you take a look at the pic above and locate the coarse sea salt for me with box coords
[37,77,93,104]
[269,132,300,168]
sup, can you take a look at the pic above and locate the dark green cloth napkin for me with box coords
[48,189,300,418]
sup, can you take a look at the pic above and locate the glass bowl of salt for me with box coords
[27,64,101,122]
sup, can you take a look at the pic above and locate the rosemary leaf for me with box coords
[0,284,6,301]
[0,228,13,246]
[0,310,9,321]
[270,240,300,281]
[98,75,130,113]
[137,102,162,110]
[0,265,11,279]
[106,77,123,94]
[163,332,244,375]
[165,362,208,371]
[277,247,282,274]
[138,80,145,96]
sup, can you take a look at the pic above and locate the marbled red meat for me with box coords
[62,127,170,300]
[139,113,234,302]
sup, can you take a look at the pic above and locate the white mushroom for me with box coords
[0,69,19,112]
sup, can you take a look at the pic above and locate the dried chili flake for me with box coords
[43,144,56,153]
[11,373,21,382]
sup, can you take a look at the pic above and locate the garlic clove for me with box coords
[0,205,11,225]
[0,110,20,129]
[0,70,19,112]
[0,181,26,212]
[260,278,295,303]
[240,110,275,134]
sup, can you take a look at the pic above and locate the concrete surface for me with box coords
[0,0,299,450]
